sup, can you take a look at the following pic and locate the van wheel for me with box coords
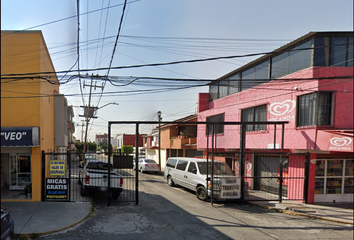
[167,176,175,187]
[196,186,207,201]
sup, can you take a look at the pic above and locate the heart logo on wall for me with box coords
[269,100,296,116]
[330,137,352,147]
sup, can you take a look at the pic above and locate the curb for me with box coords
[17,202,95,238]
[253,203,354,226]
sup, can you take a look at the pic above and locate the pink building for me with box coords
[198,32,353,203]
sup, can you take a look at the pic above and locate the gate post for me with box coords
[108,123,112,206]
[135,123,139,205]
[304,152,310,203]
[239,124,246,203]
[67,151,71,202]
[278,123,285,203]
[41,150,46,201]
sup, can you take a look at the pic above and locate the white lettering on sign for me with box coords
[269,100,296,116]
[1,131,27,140]
[330,137,352,147]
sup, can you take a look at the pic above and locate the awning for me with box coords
[316,130,353,152]
[1,127,39,147]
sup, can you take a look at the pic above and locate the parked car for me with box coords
[78,159,123,199]
[96,151,102,155]
[85,153,95,160]
[1,204,14,240]
[133,158,160,173]
[164,157,241,201]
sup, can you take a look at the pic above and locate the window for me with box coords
[176,160,188,171]
[219,80,229,98]
[296,92,333,127]
[330,37,348,67]
[315,159,353,195]
[86,162,114,170]
[229,74,240,95]
[241,104,267,131]
[188,162,197,174]
[209,84,218,101]
[166,159,177,168]
[271,40,312,79]
[314,36,353,67]
[241,61,269,91]
[206,113,225,135]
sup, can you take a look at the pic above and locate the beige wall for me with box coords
[1,31,59,202]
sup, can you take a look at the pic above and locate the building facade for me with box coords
[144,114,203,170]
[1,31,59,202]
[197,32,353,203]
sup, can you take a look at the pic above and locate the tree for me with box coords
[88,142,97,152]
[121,145,134,154]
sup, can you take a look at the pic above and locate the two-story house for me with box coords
[144,114,203,170]
[197,31,353,203]
[1,30,59,202]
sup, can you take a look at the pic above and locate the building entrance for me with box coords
[9,154,31,190]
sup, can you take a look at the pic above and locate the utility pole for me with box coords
[76,120,85,142]
[79,75,103,154]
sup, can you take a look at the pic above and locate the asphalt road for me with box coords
[43,172,354,240]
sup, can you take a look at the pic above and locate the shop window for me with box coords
[315,159,354,195]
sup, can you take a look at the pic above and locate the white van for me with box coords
[164,157,241,201]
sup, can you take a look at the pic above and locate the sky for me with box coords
[1,0,353,142]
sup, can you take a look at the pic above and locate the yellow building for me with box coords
[1,30,59,202]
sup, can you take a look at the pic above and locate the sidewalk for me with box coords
[249,200,354,225]
[2,202,92,238]
[2,200,352,238]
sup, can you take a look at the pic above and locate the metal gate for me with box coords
[41,150,136,203]
[244,153,308,202]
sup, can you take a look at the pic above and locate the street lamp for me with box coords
[97,102,119,110]
[82,102,119,154]
[157,111,162,171]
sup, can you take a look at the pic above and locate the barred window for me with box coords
[296,92,333,127]
[241,104,267,131]
[206,113,224,135]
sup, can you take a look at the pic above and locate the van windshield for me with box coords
[197,162,234,176]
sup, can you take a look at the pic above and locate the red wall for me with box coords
[197,67,354,151]
[123,134,144,147]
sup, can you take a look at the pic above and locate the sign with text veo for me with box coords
[46,178,68,200]
[49,160,66,175]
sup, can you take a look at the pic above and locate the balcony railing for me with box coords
[170,137,196,149]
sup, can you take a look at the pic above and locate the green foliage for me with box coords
[121,145,134,154]
[75,141,84,152]
[30,233,39,239]
[88,142,97,152]
[75,141,96,152]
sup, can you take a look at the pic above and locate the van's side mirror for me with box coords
[192,169,197,174]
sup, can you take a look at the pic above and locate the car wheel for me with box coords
[80,184,87,196]
[167,176,175,187]
[112,190,120,199]
[196,186,207,201]
[140,167,144,173]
